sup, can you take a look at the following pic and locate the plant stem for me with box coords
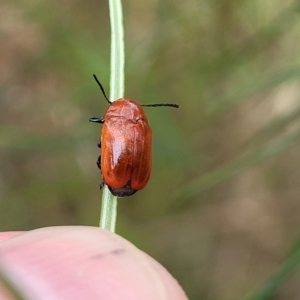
[109,0,125,100]
[99,0,125,232]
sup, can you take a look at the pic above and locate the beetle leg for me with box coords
[96,156,105,190]
[96,155,101,170]
[100,181,105,190]
[97,140,101,148]
[89,117,105,123]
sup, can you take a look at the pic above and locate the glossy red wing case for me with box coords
[101,116,152,191]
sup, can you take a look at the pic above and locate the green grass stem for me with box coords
[99,0,125,231]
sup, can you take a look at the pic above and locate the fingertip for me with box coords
[0,226,187,300]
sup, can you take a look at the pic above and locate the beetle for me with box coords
[90,74,179,197]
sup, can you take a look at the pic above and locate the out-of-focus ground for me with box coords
[1,1,300,299]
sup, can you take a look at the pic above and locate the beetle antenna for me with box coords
[141,103,179,108]
[93,74,111,104]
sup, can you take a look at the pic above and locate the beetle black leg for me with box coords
[97,140,101,148]
[96,155,101,170]
[89,117,105,123]
[100,181,105,190]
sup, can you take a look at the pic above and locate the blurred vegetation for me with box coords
[1,0,300,299]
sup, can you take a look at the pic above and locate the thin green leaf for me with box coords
[174,129,300,206]
[244,239,300,300]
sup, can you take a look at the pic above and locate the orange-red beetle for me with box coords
[90,74,179,197]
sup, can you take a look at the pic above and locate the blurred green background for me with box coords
[1,1,300,299]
